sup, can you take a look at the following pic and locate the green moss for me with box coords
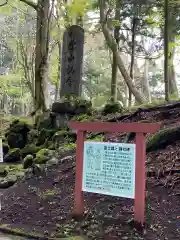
[9,148,20,153]
[52,130,76,148]
[59,143,76,152]
[8,164,22,171]
[147,126,180,152]
[57,130,69,135]
[23,154,34,169]
[34,148,53,164]
[103,102,123,115]
[42,189,57,197]
[71,114,94,122]
[88,135,104,142]
[37,128,57,145]
[5,164,24,178]
[8,116,33,126]
[20,144,41,158]
[48,142,56,150]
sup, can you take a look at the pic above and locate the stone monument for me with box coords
[60,25,84,97]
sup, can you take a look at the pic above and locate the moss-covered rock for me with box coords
[23,154,34,169]
[0,166,8,177]
[27,129,38,144]
[52,97,92,115]
[52,101,76,115]
[74,98,92,115]
[48,142,56,150]
[37,111,57,130]
[2,143,9,155]
[71,114,94,122]
[4,148,21,163]
[103,102,123,115]
[59,143,76,152]
[147,126,180,152]
[5,119,30,149]
[20,144,41,158]
[37,128,57,146]
[34,148,54,164]
[52,130,76,149]
[0,174,17,188]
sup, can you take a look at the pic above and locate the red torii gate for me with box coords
[69,121,161,224]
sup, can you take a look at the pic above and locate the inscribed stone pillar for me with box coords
[60,25,84,97]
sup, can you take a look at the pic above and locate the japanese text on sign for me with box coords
[82,142,136,198]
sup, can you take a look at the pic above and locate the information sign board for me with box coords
[82,142,136,199]
[0,139,3,163]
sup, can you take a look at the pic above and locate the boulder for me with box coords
[4,148,21,163]
[7,132,24,149]
[52,101,76,114]
[52,130,76,146]
[23,154,34,169]
[103,102,123,115]
[20,144,41,158]
[28,129,38,144]
[36,110,57,130]
[34,148,54,164]
[37,128,57,146]
[74,99,92,115]
[0,166,8,177]
[6,119,30,149]
[0,174,17,188]
[53,114,70,130]
[52,98,92,115]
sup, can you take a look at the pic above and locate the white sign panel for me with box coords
[82,142,136,199]
[0,139,3,163]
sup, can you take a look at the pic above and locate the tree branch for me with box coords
[0,0,8,7]
[19,0,38,10]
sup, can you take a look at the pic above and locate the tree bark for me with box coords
[111,54,118,102]
[142,59,151,102]
[164,0,170,101]
[110,0,120,103]
[99,0,145,104]
[168,8,178,98]
[128,15,136,107]
[34,0,52,111]
[19,0,53,112]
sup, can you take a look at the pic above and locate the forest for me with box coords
[0,0,179,116]
[0,0,180,240]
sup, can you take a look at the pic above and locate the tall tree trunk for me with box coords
[19,0,53,112]
[111,54,118,102]
[164,0,170,101]
[142,59,151,102]
[110,0,120,103]
[99,0,145,104]
[129,15,136,107]
[35,0,51,112]
[168,10,178,98]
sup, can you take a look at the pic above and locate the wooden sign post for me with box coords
[69,122,161,224]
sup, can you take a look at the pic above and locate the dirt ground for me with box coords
[1,104,180,239]
[0,150,180,240]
